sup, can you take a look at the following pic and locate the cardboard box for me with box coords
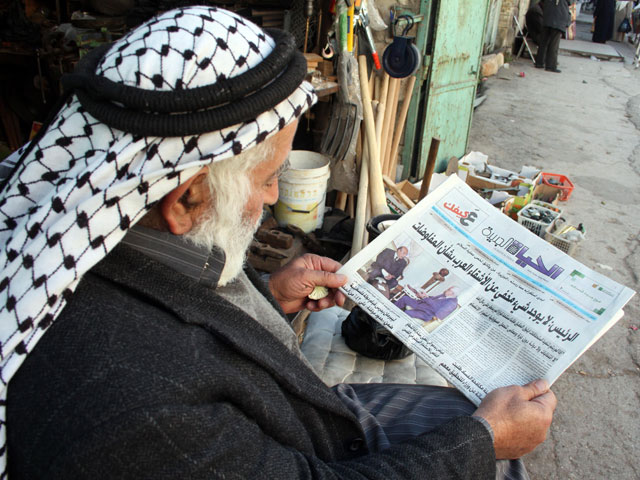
[464,163,527,193]
[396,179,420,202]
[531,183,560,205]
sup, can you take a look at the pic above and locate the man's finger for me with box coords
[531,390,557,412]
[334,291,346,307]
[305,300,319,311]
[317,297,336,310]
[305,254,344,274]
[522,379,551,400]
[305,270,348,289]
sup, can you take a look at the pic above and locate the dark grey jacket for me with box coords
[7,246,495,479]
[542,0,572,31]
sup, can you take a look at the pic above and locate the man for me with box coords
[394,286,460,323]
[535,0,572,72]
[0,7,556,479]
[525,0,545,45]
[366,246,409,297]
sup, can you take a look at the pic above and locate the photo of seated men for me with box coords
[393,285,460,333]
[361,244,410,299]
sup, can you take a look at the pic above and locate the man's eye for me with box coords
[278,158,291,178]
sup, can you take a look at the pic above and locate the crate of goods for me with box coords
[532,182,560,205]
[544,217,585,257]
[517,200,563,237]
[540,173,574,201]
[502,180,537,220]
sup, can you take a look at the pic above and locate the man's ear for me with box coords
[160,167,210,235]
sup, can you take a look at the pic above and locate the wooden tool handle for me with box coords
[387,75,417,180]
[351,140,370,256]
[335,191,348,211]
[418,137,440,201]
[358,55,388,218]
[383,175,415,209]
[381,77,400,176]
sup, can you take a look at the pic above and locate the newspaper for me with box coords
[338,175,636,405]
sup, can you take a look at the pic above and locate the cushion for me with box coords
[300,307,448,387]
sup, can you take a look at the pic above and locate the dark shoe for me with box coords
[534,64,545,68]
[545,68,561,73]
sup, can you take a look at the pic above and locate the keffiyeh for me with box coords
[0,6,316,473]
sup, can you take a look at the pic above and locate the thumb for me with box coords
[306,270,348,289]
[531,390,557,413]
[522,379,550,400]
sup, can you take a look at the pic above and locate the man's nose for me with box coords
[264,180,279,206]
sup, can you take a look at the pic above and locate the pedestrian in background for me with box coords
[592,0,616,43]
[526,0,545,45]
[535,0,572,73]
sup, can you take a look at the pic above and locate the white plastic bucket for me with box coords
[274,151,330,233]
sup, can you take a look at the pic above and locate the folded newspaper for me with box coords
[338,175,636,405]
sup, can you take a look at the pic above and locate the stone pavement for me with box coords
[468,25,640,480]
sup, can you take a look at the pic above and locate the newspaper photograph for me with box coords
[338,175,636,405]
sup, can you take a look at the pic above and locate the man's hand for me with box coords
[473,379,557,460]
[268,254,348,314]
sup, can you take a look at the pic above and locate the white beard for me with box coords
[185,204,262,287]
[182,140,273,287]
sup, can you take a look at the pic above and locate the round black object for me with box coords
[366,214,401,242]
[382,38,421,78]
[341,306,412,361]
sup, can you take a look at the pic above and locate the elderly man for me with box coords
[535,0,572,72]
[395,285,461,323]
[0,6,555,479]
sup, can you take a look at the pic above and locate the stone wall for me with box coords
[495,0,531,52]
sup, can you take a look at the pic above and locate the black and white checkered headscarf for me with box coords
[0,6,316,473]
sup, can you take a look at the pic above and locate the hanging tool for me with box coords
[338,2,348,52]
[321,40,335,59]
[319,44,360,162]
[320,0,361,163]
[36,49,47,105]
[303,0,314,53]
[346,1,355,52]
[314,8,323,54]
[382,14,421,78]
[358,2,381,70]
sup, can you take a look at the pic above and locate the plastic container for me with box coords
[274,151,331,233]
[540,173,574,201]
[544,217,585,257]
[517,200,563,237]
[502,180,536,220]
[366,214,402,241]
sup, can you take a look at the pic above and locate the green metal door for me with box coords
[416,0,490,175]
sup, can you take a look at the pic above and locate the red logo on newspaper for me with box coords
[443,202,477,226]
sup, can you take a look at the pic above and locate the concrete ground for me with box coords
[467,18,640,480]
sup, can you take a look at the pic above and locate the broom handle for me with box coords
[351,139,370,256]
[418,137,440,201]
[358,55,388,218]
[387,75,416,181]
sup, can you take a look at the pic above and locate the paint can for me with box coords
[274,151,331,233]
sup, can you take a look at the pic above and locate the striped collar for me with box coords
[120,225,225,289]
